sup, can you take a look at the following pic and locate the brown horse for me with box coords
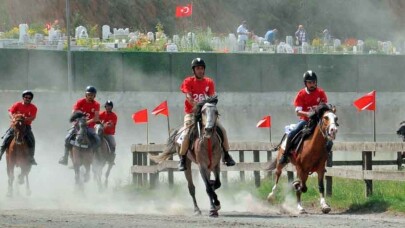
[266,105,338,214]
[151,97,223,217]
[93,123,113,191]
[6,114,32,197]
[69,112,93,189]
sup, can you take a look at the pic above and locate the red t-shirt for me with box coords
[293,87,328,121]
[73,98,100,128]
[8,102,38,125]
[99,111,117,135]
[180,76,215,114]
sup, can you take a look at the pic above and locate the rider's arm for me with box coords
[295,107,312,118]
[87,111,100,125]
[186,93,197,107]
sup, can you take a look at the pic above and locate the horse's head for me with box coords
[11,114,26,144]
[396,121,405,141]
[95,122,104,136]
[200,102,219,139]
[319,106,339,141]
[75,116,89,144]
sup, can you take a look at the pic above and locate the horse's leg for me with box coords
[318,169,331,214]
[7,163,15,197]
[199,166,218,217]
[25,173,31,196]
[211,165,221,211]
[74,164,81,186]
[185,160,201,215]
[294,167,307,214]
[267,156,283,202]
[84,162,91,183]
[104,164,113,189]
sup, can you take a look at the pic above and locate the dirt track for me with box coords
[1,209,405,228]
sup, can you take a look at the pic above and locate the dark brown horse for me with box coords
[6,114,32,197]
[151,97,223,217]
[93,123,113,191]
[266,105,338,214]
[69,112,93,189]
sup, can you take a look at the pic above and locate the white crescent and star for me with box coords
[181,6,190,14]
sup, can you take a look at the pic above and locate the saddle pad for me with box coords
[176,130,187,145]
[284,124,297,134]
[70,140,89,148]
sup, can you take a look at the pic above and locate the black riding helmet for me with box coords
[22,90,34,99]
[85,85,97,94]
[191,58,206,69]
[105,100,113,108]
[303,70,317,83]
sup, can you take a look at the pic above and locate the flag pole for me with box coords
[167,116,171,138]
[373,109,376,156]
[147,122,149,144]
[269,113,272,143]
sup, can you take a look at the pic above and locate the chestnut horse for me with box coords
[6,114,32,197]
[69,112,93,189]
[93,123,113,191]
[151,97,223,217]
[266,104,338,214]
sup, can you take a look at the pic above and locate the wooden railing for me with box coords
[131,142,405,197]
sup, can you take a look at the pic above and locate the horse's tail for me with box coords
[264,158,278,171]
[150,129,179,164]
[264,133,287,171]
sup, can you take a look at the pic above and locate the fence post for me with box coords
[397,152,404,170]
[253,150,260,187]
[362,151,373,197]
[326,151,333,197]
[266,150,272,179]
[132,150,138,184]
[149,152,159,189]
[137,152,143,186]
[239,150,245,182]
[168,155,174,188]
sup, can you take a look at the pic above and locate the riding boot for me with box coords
[58,147,69,165]
[279,137,293,165]
[222,151,236,166]
[29,147,37,165]
[0,146,6,161]
[178,155,187,171]
[109,153,116,166]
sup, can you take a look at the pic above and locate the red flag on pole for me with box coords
[175,4,192,17]
[152,101,169,116]
[353,90,376,111]
[256,115,271,128]
[132,109,148,123]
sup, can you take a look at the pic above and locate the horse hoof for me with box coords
[209,210,218,217]
[194,210,202,216]
[214,203,221,211]
[299,209,307,214]
[321,206,331,214]
[267,193,275,202]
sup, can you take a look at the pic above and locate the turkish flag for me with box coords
[257,115,271,128]
[132,109,148,123]
[175,4,192,17]
[353,90,376,111]
[152,101,169,116]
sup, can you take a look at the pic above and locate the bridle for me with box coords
[317,111,338,141]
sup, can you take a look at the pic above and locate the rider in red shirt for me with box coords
[58,86,101,165]
[279,71,328,164]
[99,100,118,165]
[0,90,38,165]
[178,58,235,171]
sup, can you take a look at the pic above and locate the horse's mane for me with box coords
[12,113,25,121]
[69,112,86,123]
[309,103,333,122]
